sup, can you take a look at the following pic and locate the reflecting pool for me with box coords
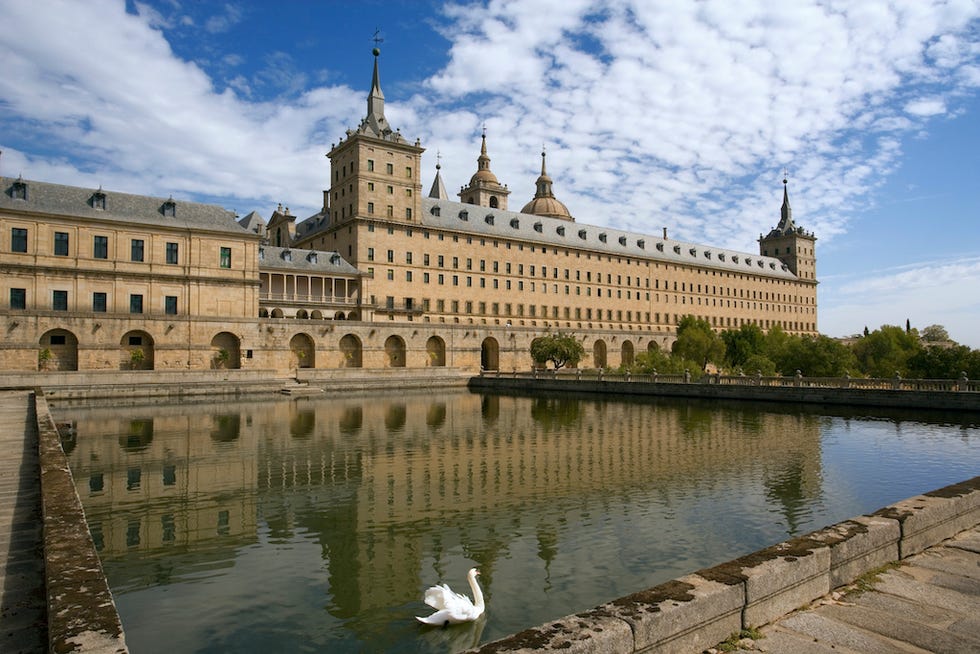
[54,391,980,653]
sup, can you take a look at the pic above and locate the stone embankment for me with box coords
[469,476,980,654]
[471,371,980,411]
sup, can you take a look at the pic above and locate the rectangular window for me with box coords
[92,292,107,313]
[367,202,374,214]
[387,249,394,263]
[367,159,374,171]
[166,242,179,264]
[130,294,143,314]
[9,288,26,310]
[11,227,27,253]
[93,235,108,259]
[386,163,394,174]
[165,296,178,315]
[219,247,232,268]
[367,247,375,261]
[131,239,144,262]
[54,231,69,256]
[53,290,68,311]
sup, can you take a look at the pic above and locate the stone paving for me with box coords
[0,390,47,653]
[724,525,980,654]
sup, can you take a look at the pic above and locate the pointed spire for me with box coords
[534,147,554,198]
[428,153,449,200]
[777,176,795,233]
[521,146,572,220]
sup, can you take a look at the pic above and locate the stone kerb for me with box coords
[807,515,900,588]
[595,576,742,654]
[696,536,831,628]
[874,476,980,558]
[472,609,634,653]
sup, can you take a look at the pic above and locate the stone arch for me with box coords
[426,335,446,367]
[310,310,323,320]
[289,333,315,369]
[334,311,346,320]
[38,329,78,371]
[593,339,607,369]
[259,308,269,318]
[621,340,635,368]
[481,337,500,371]
[347,311,360,321]
[339,334,362,368]
[296,309,309,319]
[271,308,284,318]
[121,330,154,370]
[385,335,406,368]
[210,332,241,369]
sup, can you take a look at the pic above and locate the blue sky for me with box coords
[2,0,978,346]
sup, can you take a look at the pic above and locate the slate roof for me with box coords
[259,245,361,276]
[0,176,253,237]
[419,197,799,280]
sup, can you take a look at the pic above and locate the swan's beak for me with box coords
[474,570,481,576]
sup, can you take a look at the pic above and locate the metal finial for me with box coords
[373,28,384,47]
[436,150,442,170]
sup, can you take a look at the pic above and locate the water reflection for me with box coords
[56,392,979,654]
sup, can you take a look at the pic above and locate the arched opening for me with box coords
[289,333,315,369]
[271,308,285,318]
[385,335,406,368]
[259,308,269,318]
[489,196,499,208]
[426,335,446,367]
[121,330,154,370]
[38,329,78,371]
[210,332,241,369]
[481,337,499,371]
[296,309,309,319]
[347,311,359,321]
[621,340,635,368]
[593,340,607,369]
[310,310,323,320]
[334,311,346,320]
[339,334,362,368]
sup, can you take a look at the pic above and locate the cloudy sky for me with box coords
[2,0,978,345]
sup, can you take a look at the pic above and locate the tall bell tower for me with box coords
[759,178,817,282]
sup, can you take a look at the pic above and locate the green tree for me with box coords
[529,333,585,370]
[672,315,724,371]
[763,324,792,373]
[721,323,766,369]
[776,335,858,377]
[632,348,704,379]
[907,344,980,379]
[850,325,922,378]
[920,324,951,343]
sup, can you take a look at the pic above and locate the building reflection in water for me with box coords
[64,391,828,646]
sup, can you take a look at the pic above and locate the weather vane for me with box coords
[373,28,384,48]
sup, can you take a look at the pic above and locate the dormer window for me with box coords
[655,242,664,252]
[11,179,27,201]
[598,233,607,243]
[769,262,776,269]
[510,218,520,229]
[485,215,494,225]
[689,248,697,256]
[578,229,587,240]
[259,247,265,260]
[618,236,627,246]
[92,190,106,210]
[430,206,441,216]
[330,253,341,265]
[556,226,565,236]
[458,210,468,221]
[704,251,711,259]
[718,253,726,261]
[533,222,543,233]
[732,255,740,263]
[162,197,176,217]
[637,239,645,249]
[673,245,681,254]
[282,249,292,261]
[307,252,318,263]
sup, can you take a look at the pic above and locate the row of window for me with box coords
[8,228,233,267]
[8,288,178,315]
[336,160,412,179]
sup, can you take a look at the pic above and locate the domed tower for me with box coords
[520,148,573,221]
[458,130,510,209]
[759,178,817,281]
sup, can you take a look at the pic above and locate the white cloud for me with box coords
[905,98,948,116]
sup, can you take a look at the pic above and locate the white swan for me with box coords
[416,568,485,626]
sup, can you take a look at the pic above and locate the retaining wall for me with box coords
[470,476,980,653]
[34,391,128,653]
[469,375,980,411]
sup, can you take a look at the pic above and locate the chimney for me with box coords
[662,227,668,239]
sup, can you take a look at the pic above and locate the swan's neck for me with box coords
[468,573,485,610]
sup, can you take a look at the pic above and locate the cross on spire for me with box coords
[373,28,384,48]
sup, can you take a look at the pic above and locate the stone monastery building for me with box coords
[0,50,816,374]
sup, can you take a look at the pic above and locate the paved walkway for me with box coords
[0,391,46,654]
[729,524,980,653]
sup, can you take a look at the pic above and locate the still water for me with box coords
[55,390,979,653]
